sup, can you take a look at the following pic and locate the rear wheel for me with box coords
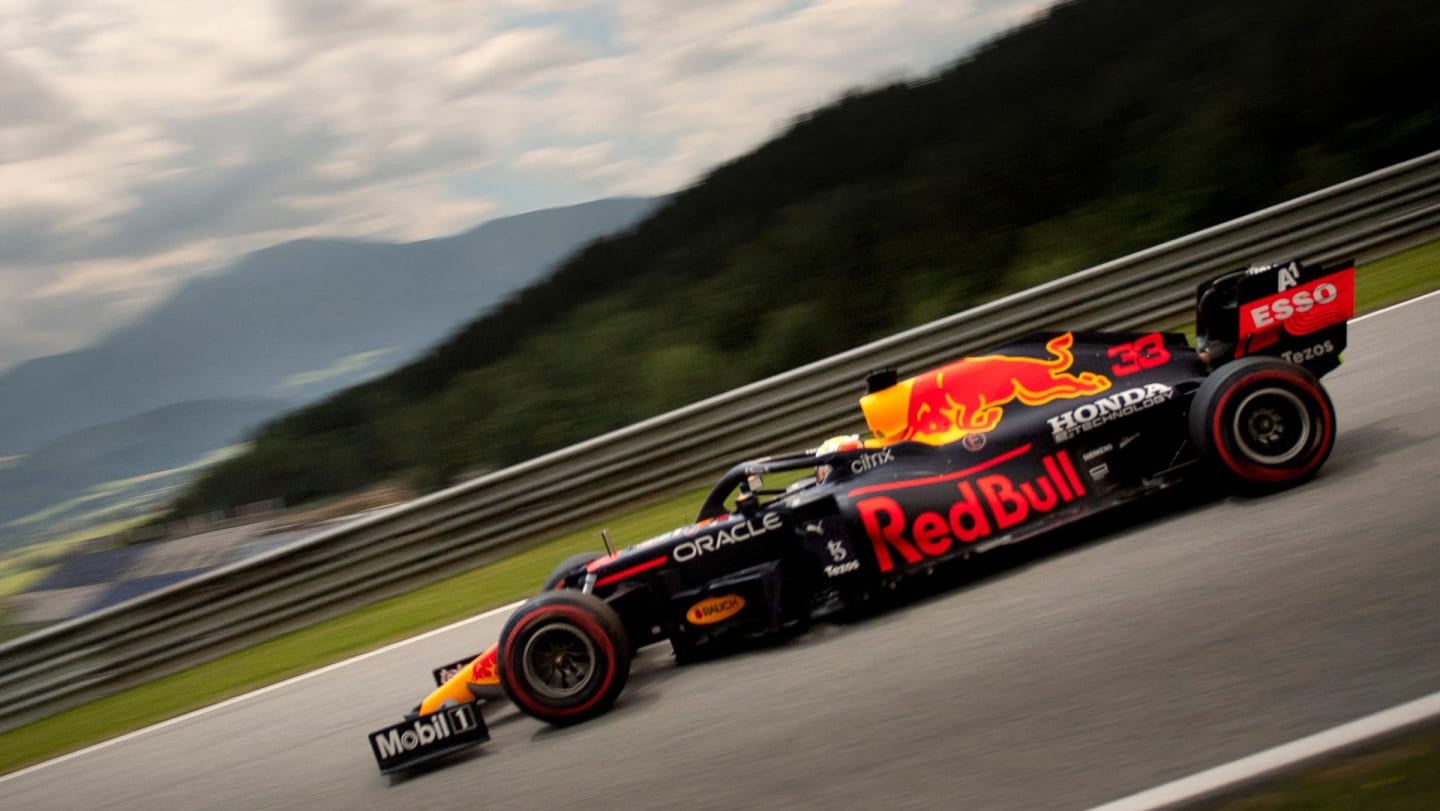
[499,591,631,725]
[1189,357,1336,491]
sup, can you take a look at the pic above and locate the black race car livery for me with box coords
[370,258,1354,774]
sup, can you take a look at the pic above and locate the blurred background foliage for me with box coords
[171,0,1439,518]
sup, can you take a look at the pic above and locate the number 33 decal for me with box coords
[1109,333,1170,376]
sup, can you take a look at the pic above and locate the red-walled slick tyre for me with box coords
[499,591,631,726]
[1189,356,1336,492]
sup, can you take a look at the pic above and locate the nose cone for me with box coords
[420,643,501,715]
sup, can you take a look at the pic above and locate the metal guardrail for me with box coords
[2,151,1439,733]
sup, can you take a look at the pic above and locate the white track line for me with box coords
[0,600,521,785]
[1085,689,1440,811]
[1353,286,1440,322]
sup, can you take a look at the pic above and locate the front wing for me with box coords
[369,700,489,775]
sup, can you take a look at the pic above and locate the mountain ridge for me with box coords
[0,196,661,457]
[0,398,288,540]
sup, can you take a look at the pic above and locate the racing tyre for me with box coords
[1189,357,1336,492]
[540,550,606,591]
[499,591,631,726]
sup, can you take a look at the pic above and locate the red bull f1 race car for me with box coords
[369,258,1355,774]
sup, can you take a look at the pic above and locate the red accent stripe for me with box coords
[847,443,1032,497]
[585,552,620,573]
[594,555,668,587]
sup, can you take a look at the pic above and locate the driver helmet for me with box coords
[814,434,863,482]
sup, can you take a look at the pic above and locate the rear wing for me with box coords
[1196,259,1355,377]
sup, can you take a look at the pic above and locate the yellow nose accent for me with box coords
[859,379,913,443]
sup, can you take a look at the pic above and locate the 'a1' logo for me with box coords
[1278,265,1300,291]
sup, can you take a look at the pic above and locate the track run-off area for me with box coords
[3,293,1439,811]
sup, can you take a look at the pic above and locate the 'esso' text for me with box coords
[1248,282,1338,329]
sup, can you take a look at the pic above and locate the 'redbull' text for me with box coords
[856,451,1085,573]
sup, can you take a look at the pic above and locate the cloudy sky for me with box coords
[0,0,1049,373]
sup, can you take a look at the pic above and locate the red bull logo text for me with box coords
[856,450,1085,572]
[862,333,1111,446]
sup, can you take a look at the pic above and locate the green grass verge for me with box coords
[1352,239,1440,312]
[1199,723,1440,810]
[1,239,1436,777]
[0,603,24,643]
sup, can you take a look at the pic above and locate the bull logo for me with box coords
[895,333,1110,444]
[470,646,498,681]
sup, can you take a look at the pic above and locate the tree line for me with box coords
[170,0,1440,518]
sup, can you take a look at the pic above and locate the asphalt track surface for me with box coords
[4,295,1439,811]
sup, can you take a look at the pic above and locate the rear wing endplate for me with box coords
[1197,259,1355,377]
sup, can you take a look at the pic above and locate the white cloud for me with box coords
[502,0,1053,197]
[445,26,591,94]
[0,0,1051,372]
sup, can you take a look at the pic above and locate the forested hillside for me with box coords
[173,0,1439,517]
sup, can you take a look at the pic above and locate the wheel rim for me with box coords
[1231,387,1312,465]
[521,622,598,700]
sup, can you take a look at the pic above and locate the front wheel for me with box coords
[499,591,631,726]
[1188,357,1336,492]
